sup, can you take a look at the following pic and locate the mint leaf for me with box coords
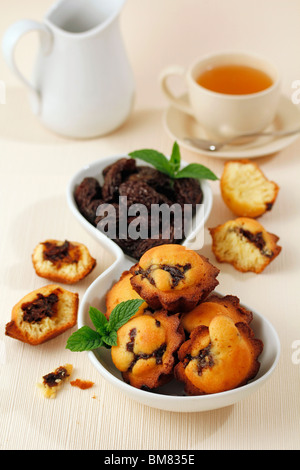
[129,149,174,177]
[175,163,218,181]
[66,326,103,352]
[66,299,145,353]
[169,141,181,174]
[102,330,118,347]
[129,142,218,182]
[108,299,144,332]
[89,306,108,336]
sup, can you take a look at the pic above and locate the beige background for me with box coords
[0,0,300,450]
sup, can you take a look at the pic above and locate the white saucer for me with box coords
[163,94,300,159]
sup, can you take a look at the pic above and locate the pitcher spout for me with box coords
[45,0,127,35]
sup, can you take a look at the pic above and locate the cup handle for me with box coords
[159,65,194,116]
[2,19,52,115]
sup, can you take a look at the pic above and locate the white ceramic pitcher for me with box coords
[2,0,135,138]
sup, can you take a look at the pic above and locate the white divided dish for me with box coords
[67,154,280,412]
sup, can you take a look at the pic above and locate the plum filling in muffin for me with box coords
[42,240,81,266]
[134,263,192,288]
[235,227,274,258]
[125,324,167,372]
[183,345,215,376]
[21,292,59,323]
[42,366,70,388]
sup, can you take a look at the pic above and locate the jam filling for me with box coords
[126,325,167,372]
[236,228,273,258]
[21,292,59,323]
[43,240,80,265]
[136,263,191,288]
[184,344,214,375]
[43,366,69,388]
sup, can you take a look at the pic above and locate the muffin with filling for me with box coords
[111,310,184,390]
[220,160,279,218]
[5,284,78,345]
[32,239,96,284]
[209,217,281,273]
[129,244,219,313]
[175,315,263,395]
[105,270,149,319]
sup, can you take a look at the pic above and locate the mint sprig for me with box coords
[66,299,144,352]
[129,141,218,181]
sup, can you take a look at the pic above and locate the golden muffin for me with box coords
[5,285,78,345]
[105,271,149,319]
[220,160,279,218]
[129,244,219,313]
[111,310,184,390]
[32,239,96,284]
[175,315,263,395]
[209,217,281,273]
[181,294,253,334]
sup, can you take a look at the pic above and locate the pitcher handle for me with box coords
[159,65,194,116]
[2,19,52,114]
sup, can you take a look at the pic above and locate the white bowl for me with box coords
[66,155,280,412]
[76,261,280,412]
[67,153,213,264]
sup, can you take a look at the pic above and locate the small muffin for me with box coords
[37,364,73,399]
[111,310,184,390]
[129,244,219,313]
[5,285,78,345]
[209,217,281,273]
[105,270,149,319]
[32,239,96,284]
[220,160,279,218]
[181,294,253,334]
[175,315,263,395]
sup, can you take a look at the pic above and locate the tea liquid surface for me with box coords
[197,64,273,95]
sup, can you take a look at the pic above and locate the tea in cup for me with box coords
[160,52,281,139]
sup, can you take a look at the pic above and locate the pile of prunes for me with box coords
[74,158,203,260]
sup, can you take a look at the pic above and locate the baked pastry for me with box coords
[105,270,149,319]
[181,294,253,334]
[175,315,263,395]
[37,364,73,398]
[129,244,219,313]
[111,310,184,390]
[32,239,96,284]
[220,160,279,218]
[209,217,281,273]
[5,285,78,345]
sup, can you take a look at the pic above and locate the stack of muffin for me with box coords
[106,244,263,395]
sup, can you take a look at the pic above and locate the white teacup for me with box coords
[160,51,281,139]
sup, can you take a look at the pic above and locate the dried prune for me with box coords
[74,158,203,260]
[174,178,203,207]
[101,158,137,202]
[74,177,102,208]
[119,180,161,210]
[82,199,104,225]
[127,167,175,201]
